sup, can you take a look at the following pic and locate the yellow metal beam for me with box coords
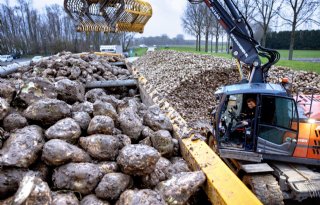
[94,52,123,57]
[128,65,262,205]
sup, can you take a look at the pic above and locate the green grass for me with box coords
[159,46,320,73]
[133,48,148,56]
[278,50,320,59]
[275,60,319,72]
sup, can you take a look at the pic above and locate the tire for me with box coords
[242,174,284,205]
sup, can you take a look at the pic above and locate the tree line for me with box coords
[266,30,320,50]
[182,0,320,60]
[133,34,194,46]
[0,0,134,56]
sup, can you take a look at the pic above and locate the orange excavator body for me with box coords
[293,94,320,160]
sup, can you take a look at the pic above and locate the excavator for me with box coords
[64,0,320,204]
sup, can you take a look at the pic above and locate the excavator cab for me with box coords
[212,83,299,162]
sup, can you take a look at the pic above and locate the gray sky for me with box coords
[1,0,189,39]
[1,0,318,39]
[137,0,188,38]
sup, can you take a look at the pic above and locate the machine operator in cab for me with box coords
[241,98,256,126]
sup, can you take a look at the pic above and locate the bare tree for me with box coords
[253,0,282,47]
[0,0,128,56]
[209,20,223,53]
[234,0,257,23]
[120,32,135,51]
[182,4,203,51]
[278,0,320,60]
[201,4,214,52]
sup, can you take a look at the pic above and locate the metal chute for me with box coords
[64,0,152,33]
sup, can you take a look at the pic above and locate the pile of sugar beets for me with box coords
[0,52,206,205]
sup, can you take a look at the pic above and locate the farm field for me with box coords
[154,46,320,73]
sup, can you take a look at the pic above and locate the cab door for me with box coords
[256,95,299,156]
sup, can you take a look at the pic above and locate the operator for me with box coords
[241,98,256,126]
[238,98,257,150]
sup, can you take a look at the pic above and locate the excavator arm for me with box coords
[189,0,280,83]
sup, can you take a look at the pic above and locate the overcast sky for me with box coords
[3,0,317,39]
[1,0,190,39]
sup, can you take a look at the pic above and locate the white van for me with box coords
[0,55,13,62]
[100,45,123,54]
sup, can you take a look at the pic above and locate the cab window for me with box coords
[259,96,298,145]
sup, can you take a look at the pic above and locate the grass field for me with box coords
[278,50,320,59]
[133,48,148,57]
[155,46,320,73]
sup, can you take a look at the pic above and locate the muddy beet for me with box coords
[45,118,81,143]
[72,111,91,131]
[72,101,94,115]
[23,99,71,125]
[98,162,119,175]
[116,134,131,148]
[95,173,132,200]
[0,168,33,199]
[141,126,155,139]
[0,125,44,168]
[55,79,85,103]
[140,157,171,188]
[3,112,28,132]
[119,108,143,141]
[166,157,191,178]
[117,144,160,176]
[85,88,108,103]
[14,77,57,107]
[80,194,110,205]
[42,139,91,166]
[52,163,102,195]
[93,101,118,123]
[0,81,16,103]
[87,115,114,135]
[151,130,174,158]
[52,192,79,205]
[0,98,9,120]
[155,171,206,205]
[143,105,173,132]
[10,175,52,205]
[79,135,119,160]
[116,189,166,205]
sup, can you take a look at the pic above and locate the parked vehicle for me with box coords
[147,47,155,52]
[10,53,21,59]
[139,44,147,48]
[31,56,43,63]
[0,55,13,62]
[100,45,123,54]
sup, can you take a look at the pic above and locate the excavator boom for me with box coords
[189,0,280,83]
